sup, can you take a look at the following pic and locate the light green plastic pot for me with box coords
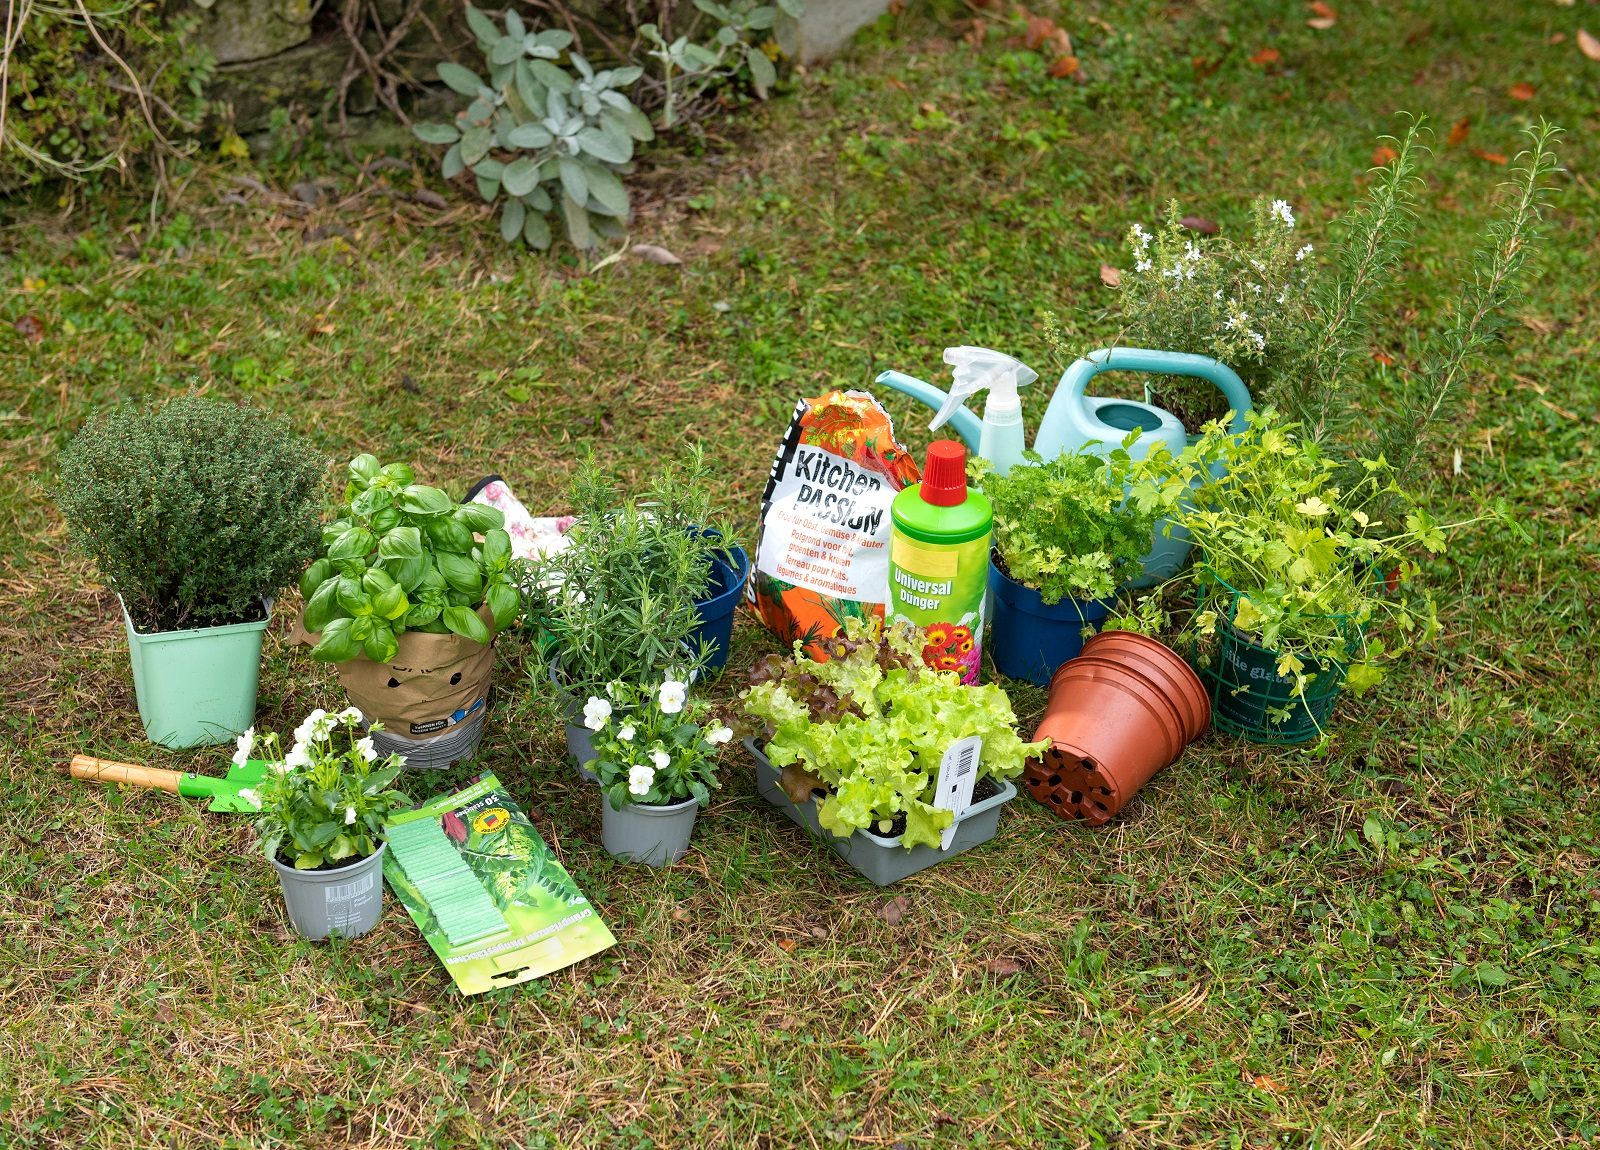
[122,597,271,749]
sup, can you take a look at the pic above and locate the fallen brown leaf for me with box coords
[1309,0,1336,17]
[983,956,1027,976]
[1550,32,1566,44]
[1371,349,1394,366]
[1099,263,1122,287]
[632,244,683,265]
[1051,27,1073,55]
[1508,81,1535,101]
[1472,149,1509,165]
[1307,16,1336,30]
[1372,144,1398,166]
[878,895,909,926]
[1048,55,1080,78]
[1180,215,1219,235]
[1249,46,1281,65]
[776,938,796,953]
[12,314,45,343]
[1447,117,1471,146]
[1578,28,1600,61]
[1243,1070,1287,1093]
[1023,14,1057,51]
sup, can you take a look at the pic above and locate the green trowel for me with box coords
[68,754,269,812]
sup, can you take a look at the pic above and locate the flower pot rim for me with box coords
[120,594,274,640]
[989,555,1117,616]
[270,840,386,880]
[693,543,750,610]
[609,794,701,816]
[1041,663,1188,763]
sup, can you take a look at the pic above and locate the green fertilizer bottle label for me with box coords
[887,441,992,685]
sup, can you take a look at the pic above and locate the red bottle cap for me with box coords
[920,440,968,507]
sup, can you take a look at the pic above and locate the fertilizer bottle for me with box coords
[887,440,993,684]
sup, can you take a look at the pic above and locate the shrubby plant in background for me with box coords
[411,1,802,250]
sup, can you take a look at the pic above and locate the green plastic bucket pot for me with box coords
[122,597,271,749]
[1204,625,1344,744]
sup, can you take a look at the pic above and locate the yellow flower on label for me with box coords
[1295,496,1330,517]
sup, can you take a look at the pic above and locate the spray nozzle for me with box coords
[928,346,1039,432]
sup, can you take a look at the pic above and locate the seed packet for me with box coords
[750,390,921,657]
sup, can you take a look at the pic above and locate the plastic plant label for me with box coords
[933,735,983,850]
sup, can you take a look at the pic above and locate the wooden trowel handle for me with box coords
[68,756,184,794]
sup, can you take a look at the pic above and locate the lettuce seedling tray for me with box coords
[744,739,1016,886]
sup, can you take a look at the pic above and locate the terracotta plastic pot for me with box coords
[1027,632,1210,826]
[1072,630,1211,743]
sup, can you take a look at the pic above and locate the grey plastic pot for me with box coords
[600,795,700,867]
[271,842,386,941]
[369,708,487,770]
[745,739,1017,886]
[551,656,701,784]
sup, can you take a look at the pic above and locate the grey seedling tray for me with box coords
[744,738,1016,887]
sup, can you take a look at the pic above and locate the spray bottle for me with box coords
[928,347,1039,477]
[887,440,993,685]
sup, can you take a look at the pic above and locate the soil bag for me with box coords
[750,390,920,657]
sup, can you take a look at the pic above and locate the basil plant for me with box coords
[299,456,521,664]
[411,5,654,250]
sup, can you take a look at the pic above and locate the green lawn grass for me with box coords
[2,1,1598,1146]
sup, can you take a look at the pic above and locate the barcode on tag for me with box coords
[953,741,977,780]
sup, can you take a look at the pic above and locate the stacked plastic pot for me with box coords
[1025,630,1211,825]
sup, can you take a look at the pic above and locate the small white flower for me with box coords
[1224,311,1250,332]
[344,805,357,825]
[284,744,312,770]
[1271,199,1295,227]
[294,708,332,744]
[1296,243,1313,262]
[1213,289,1224,301]
[1162,264,1185,280]
[1249,258,1265,273]
[337,706,363,726]
[628,764,655,796]
[1249,331,1266,351]
[650,748,671,770]
[573,590,587,605]
[583,696,613,731]
[1295,496,1331,517]
[355,736,378,762]
[705,724,734,746]
[233,727,254,768]
[1130,223,1151,250]
[1134,258,1153,273]
[658,680,687,715]
[237,788,261,809]
[1276,291,1287,304]
[617,724,636,743]
[1184,241,1200,261]
[1250,283,1262,295]
[270,761,293,775]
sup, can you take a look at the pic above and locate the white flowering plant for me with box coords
[1113,198,1315,428]
[242,707,411,870]
[583,679,730,811]
[1116,408,1499,699]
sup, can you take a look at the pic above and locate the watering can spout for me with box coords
[874,370,983,453]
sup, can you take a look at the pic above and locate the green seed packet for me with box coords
[384,772,615,995]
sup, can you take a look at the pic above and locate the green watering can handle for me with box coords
[1063,347,1252,434]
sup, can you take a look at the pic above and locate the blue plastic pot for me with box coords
[689,545,749,673]
[988,560,1115,687]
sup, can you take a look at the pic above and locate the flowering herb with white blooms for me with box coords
[584,679,730,812]
[1113,197,1315,428]
[241,707,411,871]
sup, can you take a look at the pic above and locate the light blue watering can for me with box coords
[877,347,1252,586]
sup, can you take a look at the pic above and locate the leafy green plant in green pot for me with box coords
[583,679,731,867]
[1119,408,1494,744]
[55,397,325,749]
[519,448,737,776]
[977,446,1157,686]
[298,455,522,769]
[241,707,410,941]
[741,619,1045,886]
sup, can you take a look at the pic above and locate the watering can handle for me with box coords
[1063,348,1252,433]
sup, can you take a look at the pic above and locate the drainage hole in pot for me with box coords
[1047,773,1062,787]
[387,677,400,688]
[450,672,462,685]
[1068,790,1083,805]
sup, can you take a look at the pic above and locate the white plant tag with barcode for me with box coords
[933,735,983,851]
